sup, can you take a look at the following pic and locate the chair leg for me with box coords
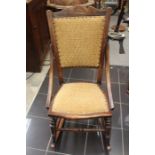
[104,117,112,151]
[98,118,109,155]
[55,118,65,142]
[102,130,109,155]
[49,117,57,148]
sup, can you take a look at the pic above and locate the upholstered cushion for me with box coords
[53,16,105,67]
[50,82,109,115]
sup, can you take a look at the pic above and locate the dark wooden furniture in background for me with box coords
[26,0,50,72]
[108,0,128,54]
[46,0,94,11]
[113,0,127,32]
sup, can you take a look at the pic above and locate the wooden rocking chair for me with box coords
[46,6,114,154]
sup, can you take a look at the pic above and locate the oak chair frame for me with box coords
[46,6,114,154]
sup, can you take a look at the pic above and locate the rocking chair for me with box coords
[46,6,114,154]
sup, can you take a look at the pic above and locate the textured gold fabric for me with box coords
[53,16,105,67]
[51,82,109,115]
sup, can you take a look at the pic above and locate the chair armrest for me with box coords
[105,43,114,110]
[46,64,54,109]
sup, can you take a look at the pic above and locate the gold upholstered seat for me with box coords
[50,82,109,116]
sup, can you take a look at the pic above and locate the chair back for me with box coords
[47,6,111,83]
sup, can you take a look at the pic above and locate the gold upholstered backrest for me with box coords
[47,6,111,83]
[53,16,105,67]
